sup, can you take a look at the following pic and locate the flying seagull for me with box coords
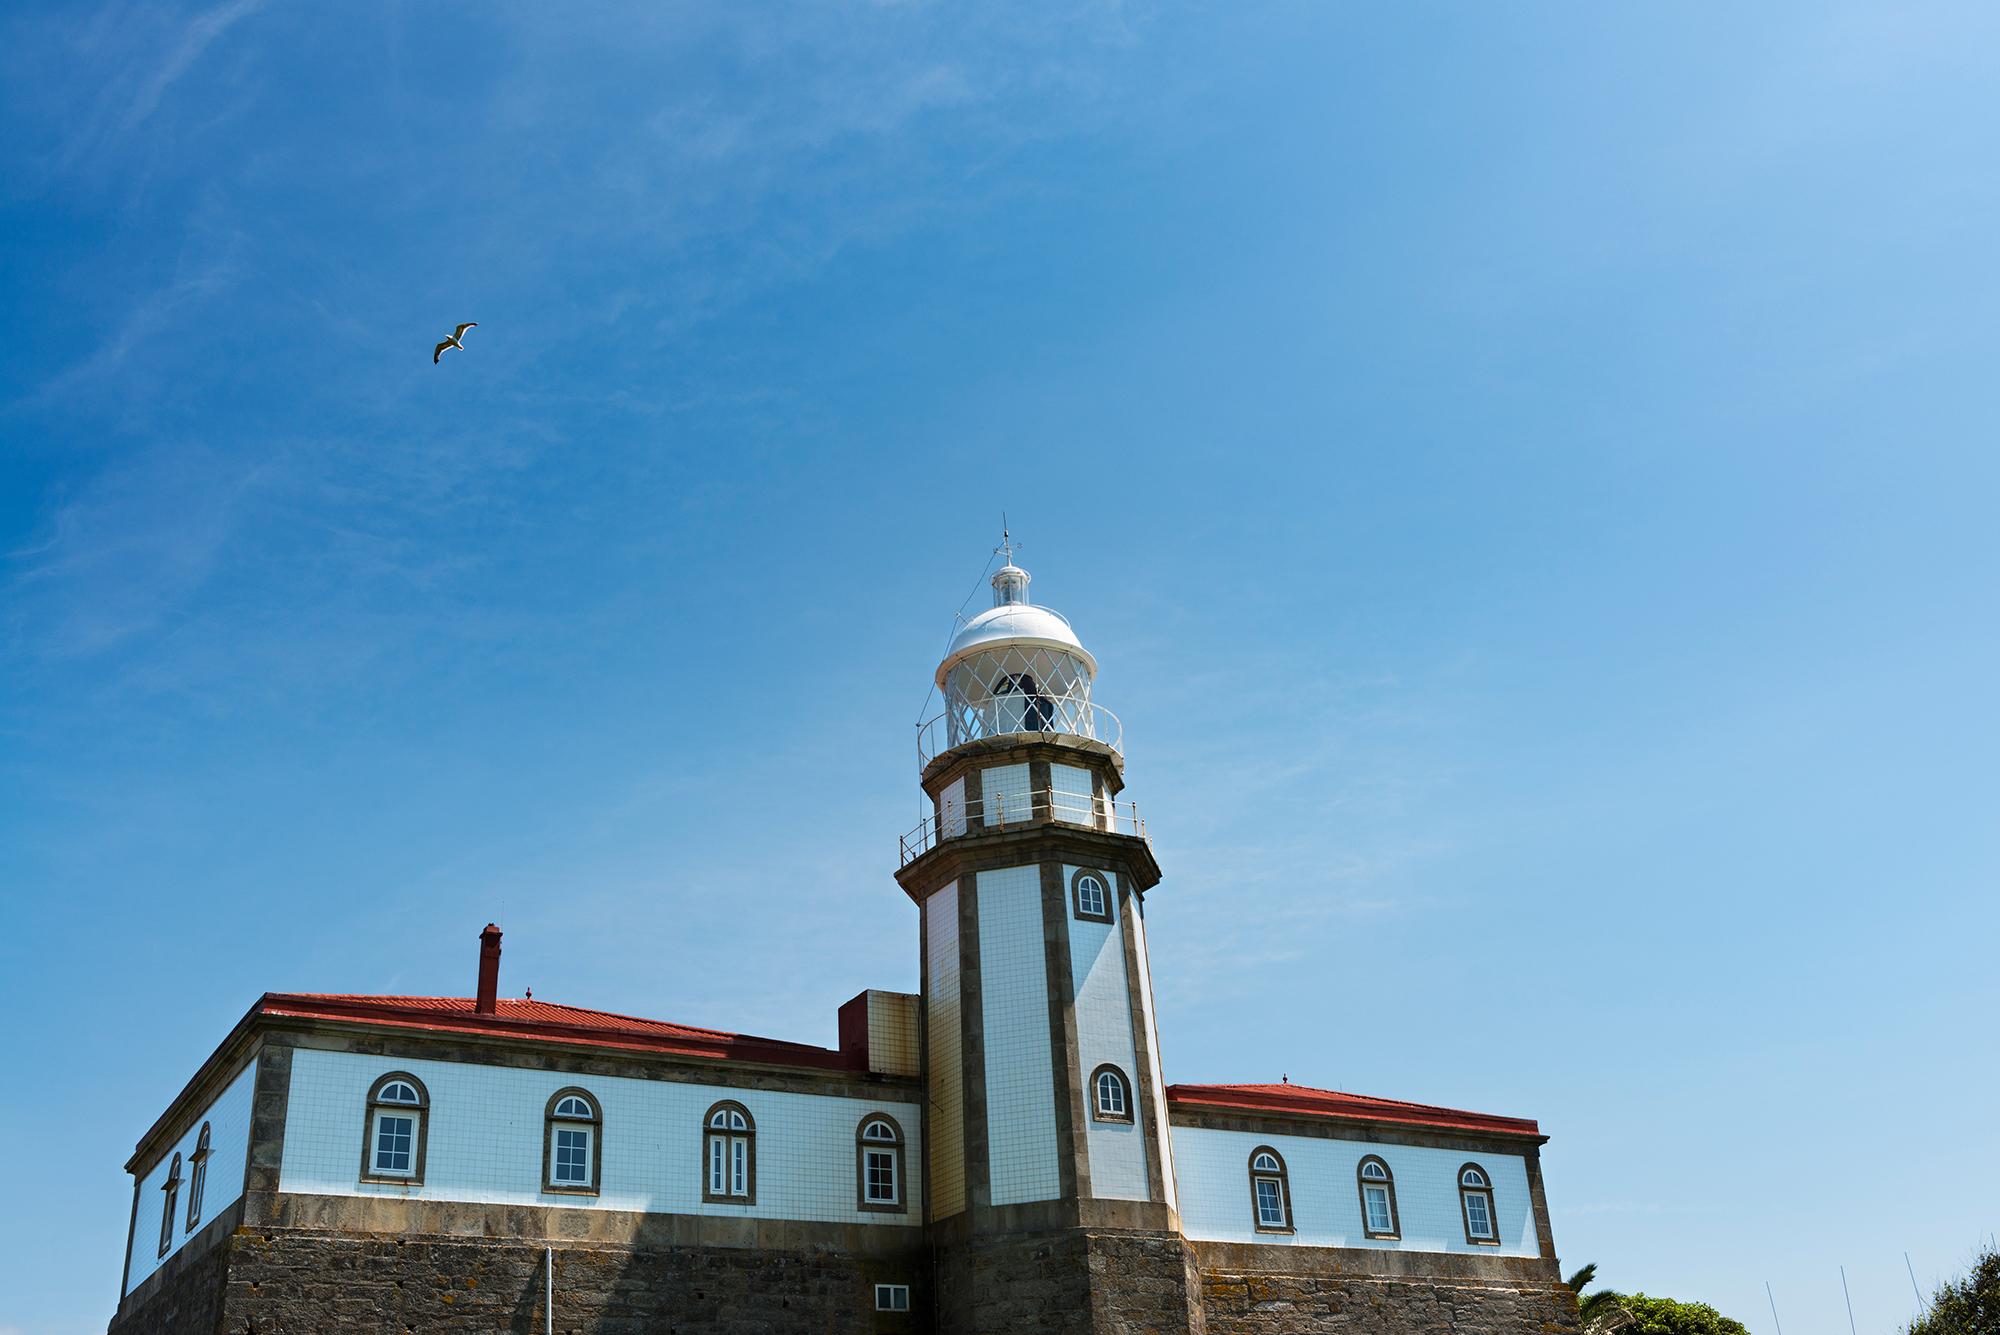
[433,322,477,364]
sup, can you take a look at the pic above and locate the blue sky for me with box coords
[3,2,1996,1331]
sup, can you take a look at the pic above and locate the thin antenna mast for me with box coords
[1906,1253,1925,1312]
[1765,1281,1784,1335]
[1840,1266,1859,1335]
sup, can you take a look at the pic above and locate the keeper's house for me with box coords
[112,556,1578,1335]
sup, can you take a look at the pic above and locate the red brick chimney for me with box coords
[475,923,503,1015]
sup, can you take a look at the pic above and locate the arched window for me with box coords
[544,1088,601,1194]
[856,1114,906,1212]
[1356,1154,1399,1239]
[157,1153,182,1258]
[1090,1065,1133,1123]
[185,1123,212,1234]
[702,1101,755,1204]
[1247,1146,1293,1233]
[361,1073,429,1184]
[1071,868,1113,923]
[1458,1163,1498,1244]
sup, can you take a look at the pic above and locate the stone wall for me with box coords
[114,1227,926,1335]
[934,1228,1205,1335]
[1198,1261,1578,1335]
[108,1213,232,1335]
[111,1221,1578,1335]
[1090,1232,1209,1335]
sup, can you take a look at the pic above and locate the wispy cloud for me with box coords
[3,443,259,661]
[28,0,267,177]
[19,240,243,411]
[2,0,1170,704]
[119,0,263,134]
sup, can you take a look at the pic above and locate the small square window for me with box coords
[875,1283,911,1312]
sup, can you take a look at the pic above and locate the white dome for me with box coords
[935,601,1097,688]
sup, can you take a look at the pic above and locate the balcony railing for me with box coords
[898,786,1148,867]
[916,699,1124,770]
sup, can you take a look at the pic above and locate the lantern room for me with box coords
[919,561,1118,768]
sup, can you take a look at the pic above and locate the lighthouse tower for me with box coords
[897,555,1203,1333]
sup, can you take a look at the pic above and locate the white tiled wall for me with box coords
[1065,865,1150,1201]
[1126,895,1178,1212]
[980,763,1032,826]
[125,1060,255,1295]
[937,776,967,840]
[1050,763,1095,825]
[926,881,965,1220]
[976,865,1061,1206]
[1170,1125,1537,1255]
[864,991,921,1079]
[279,1048,922,1224]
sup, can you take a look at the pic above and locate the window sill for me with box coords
[1091,1113,1135,1124]
[358,1174,424,1188]
[542,1184,600,1197]
[857,1199,908,1214]
[1252,1225,1295,1236]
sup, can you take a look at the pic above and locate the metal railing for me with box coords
[916,699,1124,770]
[898,786,1148,866]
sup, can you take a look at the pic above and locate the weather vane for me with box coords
[997,514,1021,566]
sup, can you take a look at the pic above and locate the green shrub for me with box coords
[1908,1249,2000,1335]
[1613,1292,1751,1335]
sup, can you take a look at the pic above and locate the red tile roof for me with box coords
[257,993,862,1072]
[1166,1082,1542,1139]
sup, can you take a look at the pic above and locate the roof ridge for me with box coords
[1193,1080,1492,1115]
[1165,1080,1541,1136]
[500,997,743,1039]
[264,992,834,1055]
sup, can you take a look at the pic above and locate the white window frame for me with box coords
[863,1147,899,1205]
[157,1153,182,1258]
[1357,1155,1398,1238]
[1364,1183,1393,1233]
[1077,874,1107,917]
[704,1104,753,1201]
[550,1125,593,1186]
[1464,1191,1496,1239]
[1249,1148,1291,1232]
[541,1088,601,1194]
[858,1115,906,1211]
[378,1080,421,1105]
[1254,1176,1286,1228]
[185,1123,211,1235]
[361,1072,429,1185]
[1459,1164,1497,1242]
[1093,1067,1130,1120]
[370,1110,420,1178]
[875,1283,911,1312]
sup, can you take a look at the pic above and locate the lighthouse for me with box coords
[107,540,1574,1335]
[897,554,1203,1331]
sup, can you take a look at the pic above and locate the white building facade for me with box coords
[110,555,1575,1335]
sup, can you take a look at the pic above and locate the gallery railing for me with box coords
[898,786,1147,867]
